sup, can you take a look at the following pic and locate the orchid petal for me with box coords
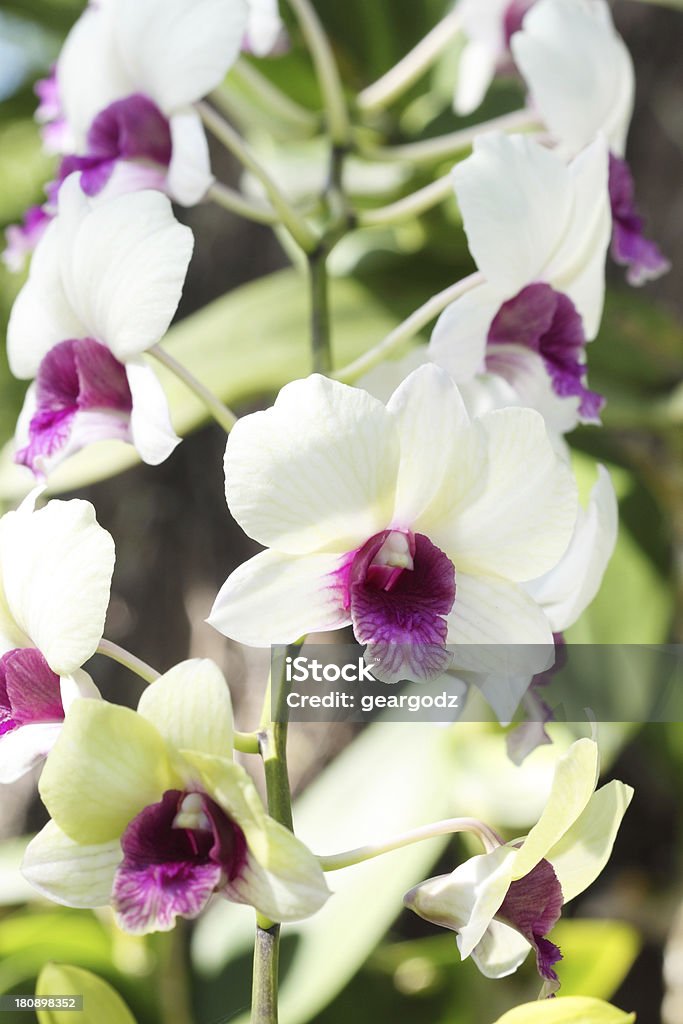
[224,375,399,554]
[454,40,499,117]
[471,920,532,978]
[137,659,234,758]
[39,700,176,844]
[126,358,181,465]
[209,548,350,647]
[167,108,213,206]
[512,737,599,880]
[0,498,115,675]
[549,780,633,904]
[429,281,501,382]
[0,722,62,784]
[22,820,120,907]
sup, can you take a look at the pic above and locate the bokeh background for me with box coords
[0,0,681,1021]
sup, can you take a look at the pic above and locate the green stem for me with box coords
[251,921,280,1024]
[357,10,462,114]
[332,271,484,383]
[230,60,320,133]
[309,248,332,373]
[156,924,194,1024]
[208,181,278,225]
[317,817,502,872]
[96,639,160,684]
[286,0,351,146]
[197,101,318,252]
[363,108,539,165]
[150,344,238,434]
[357,172,454,227]
[234,730,261,754]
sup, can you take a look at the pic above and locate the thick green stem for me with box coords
[357,10,462,114]
[150,344,238,434]
[96,639,160,684]
[309,248,332,373]
[251,922,280,1024]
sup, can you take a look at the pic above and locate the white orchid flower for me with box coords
[8,176,193,476]
[405,738,633,995]
[209,365,578,683]
[430,133,611,435]
[22,659,330,933]
[0,494,115,782]
[454,0,534,116]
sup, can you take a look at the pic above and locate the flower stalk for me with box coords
[96,639,160,685]
[150,344,238,434]
[286,0,351,147]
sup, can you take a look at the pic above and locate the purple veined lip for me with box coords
[0,648,64,736]
[337,529,456,683]
[15,337,133,476]
[608,153,670,287]
[112,789,248,933]
[56,93,172,198]
[497,856,564,990]
[486,282,604,423]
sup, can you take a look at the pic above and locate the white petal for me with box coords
[209,549,350,647]
[224,818,330,922]
[447,573,554,673]
[245,0,285,57]
[22,821,120,908]
[114,0,249,113]
[0,722,62,784]
[429,281,501,382]
[137,659,234,757]
[544,137,611,339]
[126,358,181,465]
[224,375,399,555]
[471,920,532,978]
[549,780,633,903]
[511,0,635,156]
[386,365,485,531]
[0,498,115,675]
[441,407,577,580]
[57,178,194,361]
[359,347,430,405]
[525,465,618,632]
[7,221,85,380]
[57,5,135,147]
[405,846,517,958]
[59,669,101,713]
[512,737,599,880]
[167,108,214,206]
[466,644,555,724]
[39,700,175,844]
[453,133,574,295]
[454,40,499,116]
[485,344,582,435]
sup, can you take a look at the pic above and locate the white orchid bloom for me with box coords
[0,494,114,782]
[7,176,193,477]
[209,365,578,683]
[454,0,534,116]
[430,133,611,435]
[22,659,330,933]
[511,0,669,286]
[405,738,633,995]
[244,0,286,56]
[53,0,250,206]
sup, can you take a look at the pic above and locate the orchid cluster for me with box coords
[0,0,670,1019]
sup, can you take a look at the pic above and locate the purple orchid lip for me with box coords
[338,530,456,684]
[608,153,670,287]
[0,649,64,736]
[486,282,604,423]
[16,337,133,476]
[113,789,248,933]
[57,93,172,198]
[497,857,564,988]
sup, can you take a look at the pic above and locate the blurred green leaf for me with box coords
[0,836,35,907]
[492,996,635,1023]
[551,919,640,1000]
[36,963,137,1024]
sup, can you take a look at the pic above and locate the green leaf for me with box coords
[551,919,640,1001]
[0,268,401,501]
[36,964,137,1024]
[492,997,635,1024]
